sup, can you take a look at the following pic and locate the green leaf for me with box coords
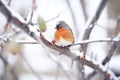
[37,16,46,32]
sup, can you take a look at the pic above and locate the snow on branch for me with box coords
[0,0,29,33]
[71,38,120,46]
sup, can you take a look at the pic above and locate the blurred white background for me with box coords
[0,0,120,80]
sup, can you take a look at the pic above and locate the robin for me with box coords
[53,21,74,47]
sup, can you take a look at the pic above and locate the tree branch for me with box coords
[17,38,120,46]
[71,38,120,46]
[66,0,77,27]
[82,0,109,50]
[102,41,120,65]
[66,0,80,37]
[102,18,120,65]
[80,0,88,21]
[86,71,97,80]
[21,52,42,80]
[0,1,29,33]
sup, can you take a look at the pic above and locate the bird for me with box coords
[53,21,74,47]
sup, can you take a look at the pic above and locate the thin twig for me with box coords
[46,9,66,23]
[2,66,18,80]
[66,0,79,38]
[10,69,18,80]
[94,23,107,31]
[7,0,12,6]
[0,1,30,33]
[23,9,29,20]
[55,65,60,80]
[0,53,8,65]
[66,0,76,26]
[71,38,119,46]
[102,17,120,65]
[0,46,18,80]
[21,52,42,80]
[18,41,38,44]
[80,0,88,21]
[69,2,85,72]
[17,38,119,45]
[47,54,72,80]
[76,61,85,80]
[102,38,120,65]
[29,9,67,25]
[3,21,9,34]
[28,0,35,24]
[86,71,97,80]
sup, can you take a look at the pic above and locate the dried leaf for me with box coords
[10,42,20,55]
[37,16,46,32]
[3,22,9,33]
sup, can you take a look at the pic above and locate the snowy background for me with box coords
[0,0,120,80]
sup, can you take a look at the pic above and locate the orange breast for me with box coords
[54,27,74,44]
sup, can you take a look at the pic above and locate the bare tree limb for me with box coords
[102,18,120,65]
[82,0,109,50]
[79,1,109,75]
[47,54,73,80]
[0,45,18,80]
[102,41,120,65]
[29,9,66,25]
[0,54,8,65]
[80,0,88,21]
[0,1,30,33]
[80,0,109,77]
[71,38,119,46]
[66,0,80,37]
[21,52,42,80]
[66,0,77,27]
[86,71,97,80]
[28,0,36,25]
[46,9,66,23]
[76,61,85,80]
[7,0,12,6]
[39,35,117,79]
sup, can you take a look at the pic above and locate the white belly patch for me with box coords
[56,37,72,46]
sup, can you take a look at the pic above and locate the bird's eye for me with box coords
[57,25,60,28]
[55,25,62,29]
